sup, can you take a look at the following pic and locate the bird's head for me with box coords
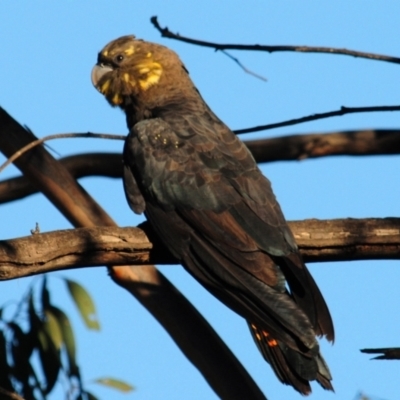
[91,35,193,110]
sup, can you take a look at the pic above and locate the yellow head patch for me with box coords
[124,46,135,56]
[111,93,122,105]
[100,79,111,94]
[136,61,163,91]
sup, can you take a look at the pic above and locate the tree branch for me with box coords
[291,218,400,262]
[0,218,398,280]
[246,129,400,162]
[151,16,400,66]
[234,106,400,134]
[361,347,400,360]
[1,129,399,204]
[0,387,25,400]
[0,107,266,400]
[0,153,123,204]
[0,132,125,175]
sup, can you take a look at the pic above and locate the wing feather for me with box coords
[123,117,334,350]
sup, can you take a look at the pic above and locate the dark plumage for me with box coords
[91,35,334,394]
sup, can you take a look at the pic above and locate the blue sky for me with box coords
[1,2,399,399]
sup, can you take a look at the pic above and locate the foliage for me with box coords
[0,276,133,400]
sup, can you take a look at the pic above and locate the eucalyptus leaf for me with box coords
[94,377,134,393]
[41,276,51,309]
[9,322,31,388]
[0,330,13,392]
[49,305,78,375]
[65,279,100,330]
[44,309,63,350]
[37,327,61,394]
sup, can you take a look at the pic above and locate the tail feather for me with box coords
[315,354,334,391]
[280,253,335,342]
[249,323,333,395]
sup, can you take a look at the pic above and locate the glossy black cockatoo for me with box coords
[91,35,334,395]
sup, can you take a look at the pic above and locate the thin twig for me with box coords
[234,105,400,134]
[151,16,400,65]
[221,50,267,81]
[0,132,125,174]
[361,347,400,360]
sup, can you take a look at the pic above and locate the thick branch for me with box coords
[0,218,398,280]
[246,129,400,162]
[0,107,266,400]
[151,16,400,65]
[291,218,400,262]
[0,153,123,204]
[1,129,399,204]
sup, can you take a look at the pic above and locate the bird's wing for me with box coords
[123,162,146,215]
[123,117,333,348]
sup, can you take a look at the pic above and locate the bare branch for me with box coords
[1,129,399,204]
[0,132,125,175]
[1,120,398,202]
[0,226,157,280]
[245,129,400,162]
[0,153,123,204]
[234,106,400,134]
[151,16,400,65]
[150,18,400,131]
[0,107,266,400]
[291,218,400,262]
[220,50,267,81]
[361,348,400,360]
[0,218,398,280]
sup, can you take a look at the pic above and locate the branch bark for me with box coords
[0,107,266,400]
[150,16,400,65]
[1,129,399,204]
[0,152,123,204]
[0,218,398,280]
[246,129,400,162]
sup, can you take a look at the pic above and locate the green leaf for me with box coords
[9,322,31,387]
[44,309,63,350]
[41,276,51,309]
[37,327,61,394]
[93,377,134,393]
[28,290,38,326]
[0,330,13,392]
[0,329,8,368]
[27,293,42,357]
[65,279,100,330]
[49,305,78,375]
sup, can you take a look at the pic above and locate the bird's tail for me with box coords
[249,323,333,395]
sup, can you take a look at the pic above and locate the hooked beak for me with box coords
[91,64,113,90]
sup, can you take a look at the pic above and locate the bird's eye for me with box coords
[115,54,124,63]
